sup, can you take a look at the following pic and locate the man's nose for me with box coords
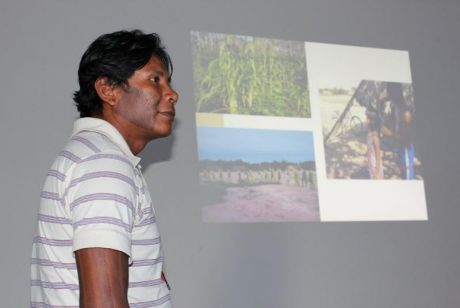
[165,85,179,105]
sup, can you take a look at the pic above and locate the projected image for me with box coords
[191,31,310,118]
[320,81,422,180]
[197,127,319,222]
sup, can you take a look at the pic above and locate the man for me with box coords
[31,30,178,307]
[384,82,416,179]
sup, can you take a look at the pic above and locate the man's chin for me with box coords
[150,126,173,140]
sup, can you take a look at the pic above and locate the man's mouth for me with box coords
[158,110,175,119]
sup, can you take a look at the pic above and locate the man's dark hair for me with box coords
[73,30,173,117]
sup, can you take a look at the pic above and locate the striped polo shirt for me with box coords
[31,118,171,307]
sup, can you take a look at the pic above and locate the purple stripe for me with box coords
[74,216,131,232]
[80,153,133,166]
[59,150,81,162]
[33,236,72,247]
[47,169,66,181]
[130,294,171,308]
[137,206,153,218]
[129,278,163,288]
[31,302,78,308]
[31,258,76,270]
[69,171,137,191]
[131,256,164,267]
[31,279,79,290]
[134,216,156,227]
[70,193,134,212]
[72,136,101,153]
[132,237,160,245]
[40,191,61,201]
[142,206,153,215]
[38,214,72,224]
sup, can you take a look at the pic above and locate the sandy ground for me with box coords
[325,134,404,179]
[202,184,319,223]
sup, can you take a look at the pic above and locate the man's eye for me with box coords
[151,76,161,83]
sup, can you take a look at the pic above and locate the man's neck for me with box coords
[98,112,148,155]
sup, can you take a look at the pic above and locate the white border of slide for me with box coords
[223,114,314,131]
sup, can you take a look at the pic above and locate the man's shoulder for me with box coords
[62,130,131,162]
[71,130,122,155]
[49,131,136,181]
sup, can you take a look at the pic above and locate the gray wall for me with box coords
[1,0,459,307]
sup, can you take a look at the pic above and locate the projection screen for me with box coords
[191,31,427,223]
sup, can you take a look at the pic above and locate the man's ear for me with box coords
[94,77,121,107]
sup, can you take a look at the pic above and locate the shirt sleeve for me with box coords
[65,152,138,259]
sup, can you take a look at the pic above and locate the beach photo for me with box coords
[197,127,319,222]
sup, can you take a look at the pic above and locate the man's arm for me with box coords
[75,248,129,308]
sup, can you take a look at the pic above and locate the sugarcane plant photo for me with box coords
[192,31,311,118]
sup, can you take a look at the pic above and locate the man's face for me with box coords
[114,55,178,140]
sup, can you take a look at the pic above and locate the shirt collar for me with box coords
[71,117,141,166]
